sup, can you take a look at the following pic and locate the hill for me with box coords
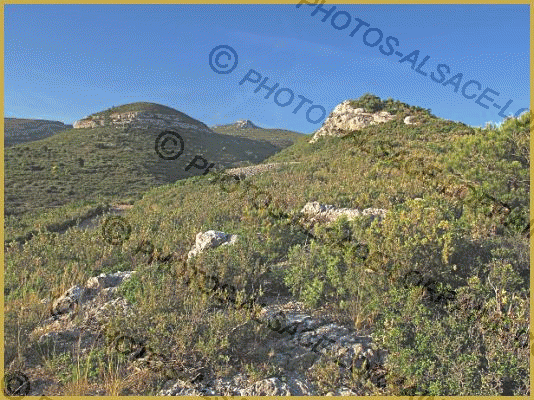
[4,118,72,146]
[212,119,260,129]
[4,102,283,241]
[73,102,203,128]
[4,95,530,396]
[212,120,305,148]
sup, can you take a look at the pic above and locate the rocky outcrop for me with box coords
[300,201,387,223]
[212,119,260,130]
[224,162,301,179]
[310,101,395,142]
[20,266,387,396]
[73,111,213,133]
[187,230,239,259]
[235,119,259,129]
[49,271,135,317]
[159,300,386,396]
[310,100,420,142]
[11,271,135,378]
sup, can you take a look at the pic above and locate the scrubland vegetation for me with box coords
[4,95,530,395]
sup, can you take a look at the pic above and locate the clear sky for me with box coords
[5,4,530,134]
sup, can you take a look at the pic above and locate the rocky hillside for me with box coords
[73,103,212,133]
[4,118,72,146]
[310,94,426,143]
[4,94,530,396]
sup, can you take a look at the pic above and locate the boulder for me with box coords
[51,285,84,315]
[187,230,238,259]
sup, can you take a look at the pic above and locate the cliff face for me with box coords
[310,100,396,143]
[73,111,213,134]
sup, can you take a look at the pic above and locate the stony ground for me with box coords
[16,267,385,396]
[225,162,301,178]
[11,200,391,396]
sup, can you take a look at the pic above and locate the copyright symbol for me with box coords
[3,371,30,396]
[251,190,272,211]
[102,216,132,246]
[209,45,238,74]
[155,130,185,160]
[113,335,146,359]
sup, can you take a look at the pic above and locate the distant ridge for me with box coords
[4,118,72,146]
[211,120,304,148]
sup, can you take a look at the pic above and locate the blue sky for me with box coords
[5,4,530,134]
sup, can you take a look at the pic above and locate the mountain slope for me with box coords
[4,95,530,396]
[109,104,530,395]
[4,102,282,240]
[4,118,72,146]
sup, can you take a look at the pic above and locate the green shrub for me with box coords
[375,264,529,395]
[349,93,384,113]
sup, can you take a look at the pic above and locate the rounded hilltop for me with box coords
[73,101,209,130]
[89,102,200,124]
[91,102,185,118]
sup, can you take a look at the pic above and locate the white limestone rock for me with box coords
[50,271,135,317]
[310,100,395,142]
[300,201,387,223]
[187,230,239,259]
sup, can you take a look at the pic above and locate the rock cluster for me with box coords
[160,300,386,396]
[50,271,135,317]
[310,101,395,142]
[73,111,212,133]
[21,228,388,395]
[13,271,136,378]
[187,230,239,259]
[160,374,314,396]
[310,100,419,142]
[300,201,387,223]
